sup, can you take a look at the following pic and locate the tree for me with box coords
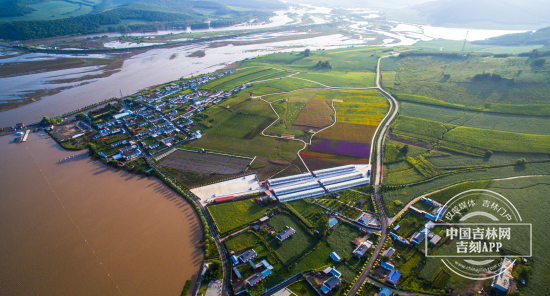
[485,150,493,158]
[304,48,310,57]
[516,158,528,166]
[75,112,86,120]
[400,144,409,154]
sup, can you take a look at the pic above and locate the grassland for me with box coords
[208,199,272,234]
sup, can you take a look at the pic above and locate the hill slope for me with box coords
[392,0,550,29]
[0,0,285,40]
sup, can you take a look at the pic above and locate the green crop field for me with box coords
[201,67,271,90]
[252,77,324,93]
[332,90,389,126]
[399,101,550,136]
[212,69,292,92]
[391,115,550,156]
[326,223,362,260]
[208,199,272,234]
[315,122,377,144]
[288,280,319,296]
[486,177,550,295]
[225,231,260,252]
[295,71,376,88]
[267,214,318,265]
[292,98,334,128]
[384,162,425,185]
[292,242,333,273]
[208,101,275,139]
[381,160,550,214]
[287,199,326,226]
[384,55,550,107]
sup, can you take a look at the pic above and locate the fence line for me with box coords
[59,152,89,163]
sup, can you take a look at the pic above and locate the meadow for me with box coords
[207,199,272,234]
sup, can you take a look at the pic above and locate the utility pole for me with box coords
[461,31,469,57]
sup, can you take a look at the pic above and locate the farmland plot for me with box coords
[161,150,251,175]
[292,98,334,128]
[208,199,273,234]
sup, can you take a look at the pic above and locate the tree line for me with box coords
[0,5,273,40]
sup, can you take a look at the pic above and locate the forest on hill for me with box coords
[0,0,285,40]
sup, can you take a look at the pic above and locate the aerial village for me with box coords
[25,65,522,296]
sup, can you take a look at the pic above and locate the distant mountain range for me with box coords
[472,26,550,47]
[0,0,287,40]
[390,0,550,30]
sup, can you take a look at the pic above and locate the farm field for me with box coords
[292,98,334,129]
[287,199,327,226]
[391,115,550,156]
[161,149,251,175]
[207,100,275,139]
[399,101,550,136]
[315,122,377,144]
[381,160,550,215]
[0,0,97,23]
[208,199,272,234]
[288,280,319,296]
[225,231,260,252]
[485,177,550,296]
[383,54,550,107]
[303,89,388,160]
[294,71,376,87]
[301,151,370,171]
[266,214,318,265]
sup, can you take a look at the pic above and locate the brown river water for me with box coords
[0,132,203,295]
